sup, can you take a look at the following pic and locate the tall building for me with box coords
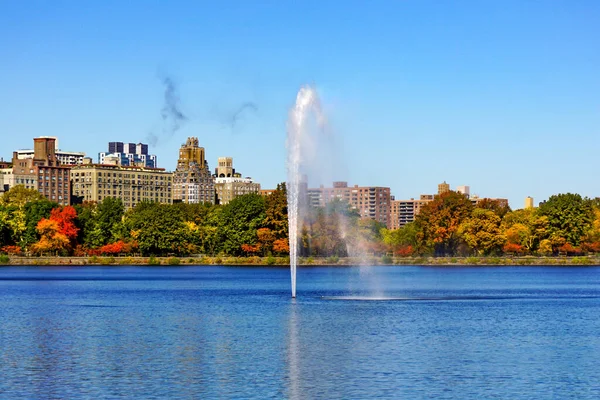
[456,185,470,198]
[390,194,435,229]
[438,181,450,195]
[14,136,85,165]
[173,137,215,204]
[99,141,157,168]
[215,157,235,177]
[0,160,13,194]
[525,196,534,209]
[307,181,392,227]
[11,137,71,205]
[213,157,260,205]
[70,160,173,209]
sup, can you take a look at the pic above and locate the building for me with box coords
[70,160,173,209]
[173,137,215,204]
[470,195,510,208]
[438,181,450,195]
[14,136,85,165]
[259,189,277,196]
[525,196,534,209]
[456,185,470,198]
[0,160,13,194]
[307,181,392,227]
[213,157,260,205]
[389,194,435,229]
[215,157,236,177]
[99,141,157,168]
[215,177,261,205]
[11,137,71,205]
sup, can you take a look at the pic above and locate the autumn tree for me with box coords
[0,185,44,207]
[32,219,69,255]
[458,208,505,255]
[264,183,288,239]
[415,191,473,256]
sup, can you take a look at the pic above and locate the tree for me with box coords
[125,202,188,256]
[475,198,511,219]
[32,219,70,255]
[264,183,288,239]
[0,185,44,207]
[216,194,266,256]
[415,191,474,256]
[501,208,548,253]
[538,193,593,246]
[458,208,505,255]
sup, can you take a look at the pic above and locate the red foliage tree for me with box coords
[49,206,79,242]
[1,245,22,255]
[272,238,290,255]
[241,244,260,255]
[503,242,524,255]
[394,245,414,257]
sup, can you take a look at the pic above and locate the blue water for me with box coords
[1,266,600,399]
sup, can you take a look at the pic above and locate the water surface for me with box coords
[1,266,599,399]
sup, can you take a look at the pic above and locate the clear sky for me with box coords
[1,1,599,208]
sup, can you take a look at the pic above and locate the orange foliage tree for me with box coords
[272,238,290,255]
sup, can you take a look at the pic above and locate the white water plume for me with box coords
[286,86,326,298]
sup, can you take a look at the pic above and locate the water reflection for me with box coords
[1,266,600,398]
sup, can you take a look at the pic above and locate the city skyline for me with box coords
[2,1,599,208]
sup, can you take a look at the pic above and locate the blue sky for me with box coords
[1,1,599,208]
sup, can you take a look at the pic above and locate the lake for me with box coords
[1,265,599,399]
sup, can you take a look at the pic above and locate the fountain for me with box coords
[286,86,326,298]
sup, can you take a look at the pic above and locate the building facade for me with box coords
[215,177,261,205]
[307,181,392,227]
[173,137,215,204]
[70,162,173,209]
[14,136,85,166]
[11,137,71,206]
[438,181,450,195]
[389,194,435,229]
[525,196,534,209]
[99,141,157,168]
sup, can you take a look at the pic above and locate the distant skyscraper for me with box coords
[100,142,156,168]
[173,137,215,204]
[456,185,470,198]
[438,181,450,195]
[525,196,534,209]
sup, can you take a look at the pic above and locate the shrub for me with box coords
[199,256,211,265]
[326,255,339,264]
[168,257,181,266]
[148,256,161,266]
[0,254,9,264]
[100,257,115,265]
[88,256,99,264]
[214,257,223,265]
[265,256,276,265]
[381,255,393,265]
[465,257,479,265]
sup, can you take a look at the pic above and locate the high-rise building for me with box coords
[70,160,173,209]
[456,185,470,198]
[99,142,157,168]
[15,136,85,165]
[213,157,260,205]
[173,137,215,204]
[438,181,450,195]
[389,194,435,229]
[525,196,534,209]
[215,157,235,177]
[11,137,71,205]
[307,181,392,227]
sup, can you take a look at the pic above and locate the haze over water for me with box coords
[1,266,600,399]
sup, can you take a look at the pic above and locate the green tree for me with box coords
[217,194,266,256]
[125,202,187,255]
[0,185,44,207]
[538,193,593,246]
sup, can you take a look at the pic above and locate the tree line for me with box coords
[1,184,599,258]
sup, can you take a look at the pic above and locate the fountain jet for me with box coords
[286,86,326,298]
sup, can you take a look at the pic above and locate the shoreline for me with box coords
[1,255,600,266]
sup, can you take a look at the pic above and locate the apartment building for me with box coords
[11,137,71,206]
[307,181,392,227]
[173,137,215,204]
[70,161,173,209]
